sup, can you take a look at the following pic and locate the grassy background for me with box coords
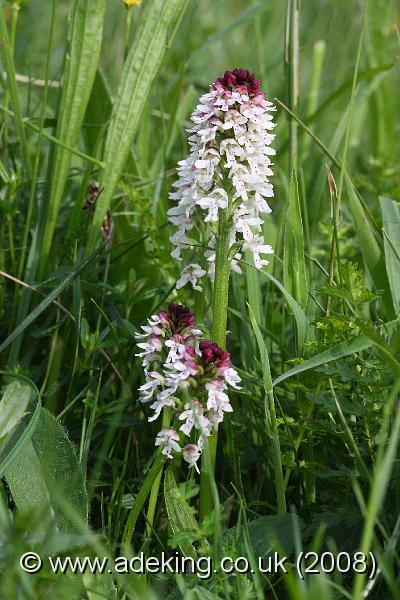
[1,0,400,598]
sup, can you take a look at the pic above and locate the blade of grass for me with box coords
[0,2,30,175]
[248,304,286,514]
[353,377,400,600]
[122,453,165,551]
[380,196,400,316]
[345,175,394,317]
[283,171,308,313]
[0,242,107,356]
[301,39,325,159]
[86,0,188,251]
[284,0,300,172]
[0,105,106,168]
[239,258,309,350]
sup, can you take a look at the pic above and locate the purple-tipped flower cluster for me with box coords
[136,305,241,472]
[168,68,276,291]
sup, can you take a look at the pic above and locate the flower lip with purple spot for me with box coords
[212,68,263,98]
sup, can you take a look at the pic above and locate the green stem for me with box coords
[124,7,132,58]
[301,39,325,161]
[0,2,30,176]
[145,409,170,539]
[6,216,16,275]
[268,388,287,514]
[199,205,231,520]
[285,0,300,173]
[9,2,19,51]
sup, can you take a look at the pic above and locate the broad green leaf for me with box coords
[164,465,198,559]
[83,68,113,156]
[87,0,188,251]
[4,408,88,533]
[345,175,394,317]
[39,0,106,271]
[0,373,41,477]
[0,382,31,440]
[380,196,400,315]
[273,319,399,387]
[284,171,308,312]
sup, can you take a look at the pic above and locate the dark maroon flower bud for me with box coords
[167,304,196,330]
[213,68,262,98]
[199,339,231,368]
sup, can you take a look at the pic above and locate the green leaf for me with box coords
[122,453,164,549]
[248,305,286,514]
[83,67,113,156]
[0,373,41,477]
[4,408,88,533]
[273,319,399,387]
[260,268,309,350]
[87,0,188,251]
[318,262,382,306]
[284,171,308,313]
[39,0,106,271]
[0,382,31,440]
[345,175,394,317]
[164,465,198,559]
[380,196,400,315]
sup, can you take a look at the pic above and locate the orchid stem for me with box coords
[124,6,132,58]
[199,204,231,520]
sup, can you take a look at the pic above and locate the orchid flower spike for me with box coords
[168,68,276,291]
[135,305,241,473]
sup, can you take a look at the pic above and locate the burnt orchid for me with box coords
[136,304,241,472]
[168,68,276,291]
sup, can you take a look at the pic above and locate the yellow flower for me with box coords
[124,0,142,6]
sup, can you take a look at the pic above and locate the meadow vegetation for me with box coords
[0,0,399,598]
